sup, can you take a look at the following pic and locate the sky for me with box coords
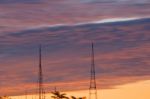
[0,0,150,98]
[10,80,150,99]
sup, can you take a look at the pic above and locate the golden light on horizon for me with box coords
[10,80,150,99]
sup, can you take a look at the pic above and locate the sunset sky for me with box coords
[0,0,150,99]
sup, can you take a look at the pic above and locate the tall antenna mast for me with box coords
[89,42,97,99]
[38,45,44,99]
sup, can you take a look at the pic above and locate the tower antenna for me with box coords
[89,42,98,99]
[38,45,45,99]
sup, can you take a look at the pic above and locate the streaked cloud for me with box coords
[0,17,150,95]
[0,0,149,30]
[0,0,150,96]
[0,0,42,4]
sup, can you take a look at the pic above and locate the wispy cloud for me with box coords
[0,0,150,96]
[0,0,42,4]
[0,0,149,29]
[0,17,150,95]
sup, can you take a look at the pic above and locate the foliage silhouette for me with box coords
[71,96,86,99]
[51,90,86,99]
[0,96,11,99]
[51,91,69,99]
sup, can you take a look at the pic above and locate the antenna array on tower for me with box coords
[89,43,98,99]
[38,45,45,99]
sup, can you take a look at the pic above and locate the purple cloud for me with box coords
[0,18,150,95]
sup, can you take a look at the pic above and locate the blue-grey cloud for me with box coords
[0,0,42,4]
[0,0,149,30]
[0,18,150,95]
[0,0,150,95]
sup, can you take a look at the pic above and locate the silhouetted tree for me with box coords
[51,90,86,99]
[0,96,11,99]
[51,91,69,99]
[71,96,76,99]
[71,96,86,99]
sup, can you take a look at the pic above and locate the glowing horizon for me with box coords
[10,80,150,99]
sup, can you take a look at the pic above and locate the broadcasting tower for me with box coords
[89,43,98,99]
[38,45,45,99]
